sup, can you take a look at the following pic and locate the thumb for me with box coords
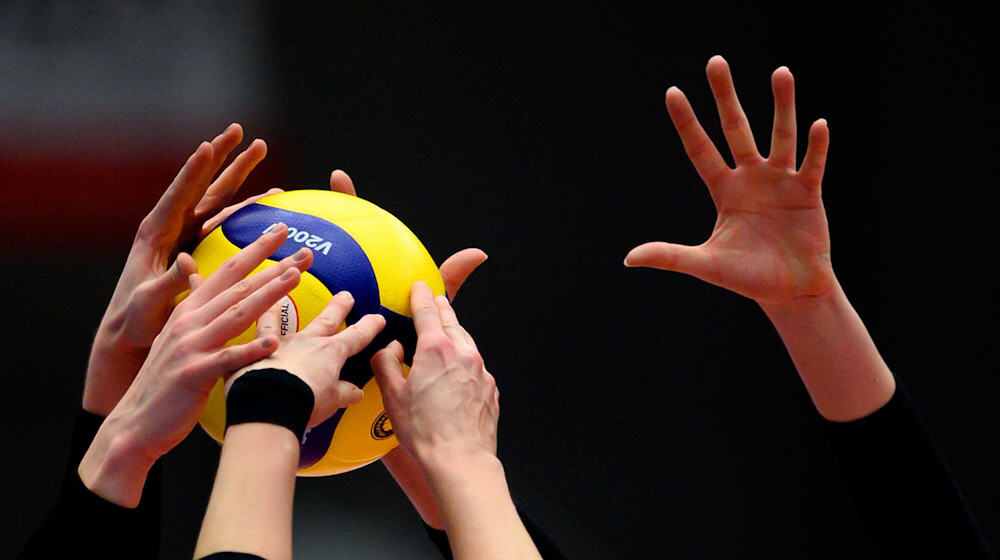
[149,252,199,300]
[371,340,406,398]
[624,242,714,276]
[439,248,488,301]
[334,380,364,406]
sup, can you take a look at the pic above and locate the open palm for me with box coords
[626,56,835,307]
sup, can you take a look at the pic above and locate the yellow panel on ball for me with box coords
[189,190,444,475]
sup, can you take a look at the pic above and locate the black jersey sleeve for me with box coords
[17,408,163,559]
[824,381,993,559]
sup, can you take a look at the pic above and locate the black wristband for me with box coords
[225,368,314,442]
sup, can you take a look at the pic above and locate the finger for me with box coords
[439,248,488,301]
[207,335,279,382]
[142,142,216,235]
[769,66,797,168]
[192,245,312,323]
[185,223,289,307]
[189,273,204,292]
[623,242,719,282]
[798,119,829,190]
[410,280,444,338]
[665,87,730,189]
[256,301,282,339]
[201,268,303,346]
[200,187,284,237]
[194,138,268,217]
[333,380,364,406]
[706,55,761,166]
[302,291,355,336]
[371,340,407,399]
[434,295,476,349]
[145,252,198,303]
[329,169,357,196]
[208,123,244,172]
[328,313,386,360]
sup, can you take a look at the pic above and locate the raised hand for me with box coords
[626,56,895,423]
[371,282,540,560]
[85,124,268,415]
[625,56,834,309]
[78,226,313,507]
[372,281,498,462]
[227,292,387,427]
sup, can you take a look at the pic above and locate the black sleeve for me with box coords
[423,504,569,560]
[18,408,163,559]
[824,381,994,559]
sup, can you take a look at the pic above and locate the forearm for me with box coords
[421,448,542,560]
[760,278,895,422]
[382,446,445,529]
[194,423,300,560]
[82,339,147,416]
[19,409,162,558]
[77,412,156,508]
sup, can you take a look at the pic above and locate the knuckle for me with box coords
[313,317,339,332]
[226,303,246,320]
[415,301,437,315]
[220,258,240,272]
[231,279,251,295]
[134,217,157,242]
[426,334,453,353]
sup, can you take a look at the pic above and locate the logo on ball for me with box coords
[371,412,393,440]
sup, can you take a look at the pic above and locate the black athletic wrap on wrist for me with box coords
[225,368,314,442]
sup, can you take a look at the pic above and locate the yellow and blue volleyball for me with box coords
[190,189,444,476]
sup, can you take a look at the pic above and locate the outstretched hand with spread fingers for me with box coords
[625,56,835,309]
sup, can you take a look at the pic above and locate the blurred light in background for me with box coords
[0,1,283,253]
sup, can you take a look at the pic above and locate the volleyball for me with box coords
[190,189,445,475]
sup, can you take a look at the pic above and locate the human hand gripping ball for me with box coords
[78,224,313,507]
[226,292,387,428]
[371,281,499,464]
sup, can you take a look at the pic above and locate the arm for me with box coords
[194,423,300,560]
[19,127,280,558]
[625,55,991,556]
[194,291,386,559]
[624,57,892,422]
[372,281,542,560]
[79,226,313,507]
[329,168,484,530]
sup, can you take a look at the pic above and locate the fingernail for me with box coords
[336,290,353,302]
[281,268,297,280]
[271,222,287,236]
[261,336,274,349]
[293,247,310,261]
[350,389,364,404]
[434,295,449,304]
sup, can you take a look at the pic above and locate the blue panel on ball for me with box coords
[299,409,342,468]
[222,203,381,320]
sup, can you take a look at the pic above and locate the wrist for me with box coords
[77,416,156,509]
[757,276,895,421]
[416,444,505,488]
[758,276,844,322]
[83,339,147,416]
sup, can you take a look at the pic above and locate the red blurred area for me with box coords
[0,145,286,255]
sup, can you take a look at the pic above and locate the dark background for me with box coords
[2,3,996,559]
